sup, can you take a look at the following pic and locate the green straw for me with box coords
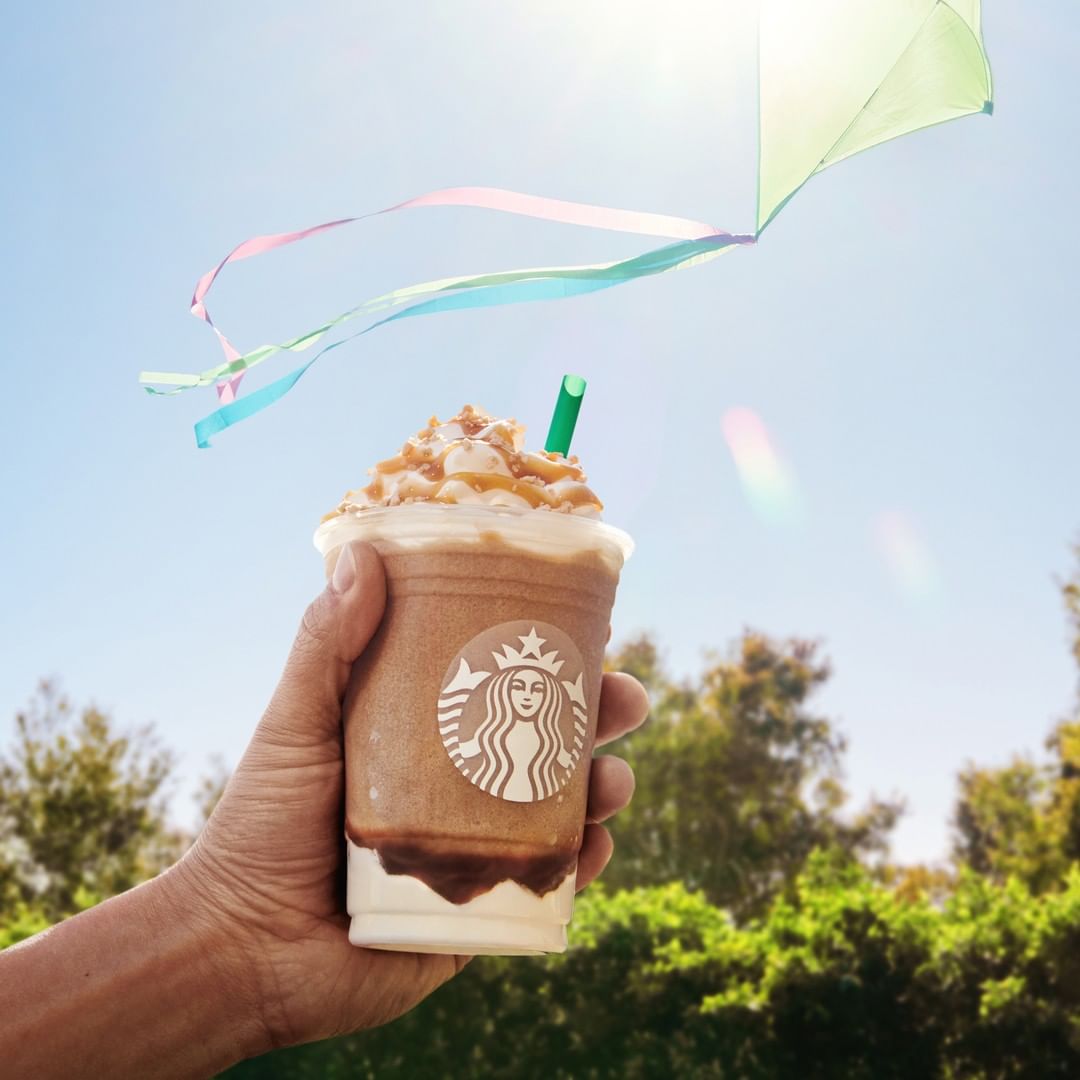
[544,374,586,456]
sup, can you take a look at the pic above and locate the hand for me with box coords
[176,541,649,1054]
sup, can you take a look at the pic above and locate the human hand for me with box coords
[174,541,649,1055]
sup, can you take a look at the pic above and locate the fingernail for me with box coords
[332,544,357,594]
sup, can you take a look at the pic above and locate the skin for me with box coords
[0,542,648,1078]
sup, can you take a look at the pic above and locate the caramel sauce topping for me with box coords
[325,404,603,518]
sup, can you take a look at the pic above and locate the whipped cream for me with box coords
[324,405,603,519]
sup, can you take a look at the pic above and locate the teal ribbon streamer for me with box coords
[194,232,747,447]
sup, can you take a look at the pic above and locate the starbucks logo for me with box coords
[437,621,588,803]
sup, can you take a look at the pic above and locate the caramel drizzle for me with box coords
[338,406,602,513]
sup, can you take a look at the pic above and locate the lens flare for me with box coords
[720,407,798,524]
[874,510,939,602]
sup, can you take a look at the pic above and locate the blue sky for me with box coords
[2,1,1078,865]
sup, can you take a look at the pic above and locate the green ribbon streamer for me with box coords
[191,234,746,446]
[143,234,751,395]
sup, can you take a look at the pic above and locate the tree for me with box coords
[1065,540,1080,676]
[601,632,901,919]
[603,632,668,696]
[194,753,231,828]
[0,681,178,923]
[227,858,1080,1080]
[950,721,1080,894]
[951,546,1080,893]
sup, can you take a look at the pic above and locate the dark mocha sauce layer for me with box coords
[349,831,578,905]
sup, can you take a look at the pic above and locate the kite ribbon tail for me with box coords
[195,359,319,449]
[194,278,620,448]
[145,230,755,397]
[193,233,748,447]
[191,187,734,398]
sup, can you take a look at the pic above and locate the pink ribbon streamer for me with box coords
[191,187,730,402]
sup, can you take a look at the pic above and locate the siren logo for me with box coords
[437,621,588,803]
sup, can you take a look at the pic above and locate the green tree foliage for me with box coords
[1065,540,1080,676]
[195,753,231,828]
[951,548,1080,893]
[0,681,178,923]
[228,857,1080,1079]
[951,748,1067,892]
[951,722,1080,894]
[601,632,901,919]
[0,905,50,950]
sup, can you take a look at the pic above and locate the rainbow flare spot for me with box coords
[874,510,940,602]
[721,407,799,525]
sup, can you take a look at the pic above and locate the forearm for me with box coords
[0,863,268,1079]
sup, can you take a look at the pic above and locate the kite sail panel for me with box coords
[757,0,992,233]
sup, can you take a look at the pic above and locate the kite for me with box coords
[140,1,993,446]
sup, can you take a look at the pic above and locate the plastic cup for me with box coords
[313,504,632,955]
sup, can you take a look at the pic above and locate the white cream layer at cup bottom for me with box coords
[346,839,575,956]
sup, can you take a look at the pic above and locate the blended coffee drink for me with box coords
[314,405,632,955]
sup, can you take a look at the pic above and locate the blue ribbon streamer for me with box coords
[194,233,744,447]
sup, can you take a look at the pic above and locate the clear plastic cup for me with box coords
[314,504,632,955]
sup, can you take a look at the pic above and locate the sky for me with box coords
[2,1,1078,866]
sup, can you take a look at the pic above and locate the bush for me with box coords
[228,854,1080,1079]
[0,905,50,950]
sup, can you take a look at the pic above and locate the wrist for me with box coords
[0,859,272,1079]
[152,854,274,1064]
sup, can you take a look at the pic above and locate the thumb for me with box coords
[257,541,386,748]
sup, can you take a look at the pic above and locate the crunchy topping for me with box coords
[323,404,603,519]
